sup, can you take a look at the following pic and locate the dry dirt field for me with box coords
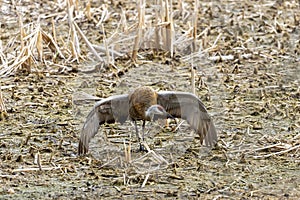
[0,0,299,199]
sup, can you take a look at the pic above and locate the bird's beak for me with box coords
[166,112,174,119]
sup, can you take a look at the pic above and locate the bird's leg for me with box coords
[138,120,147,152]
[134,120,141,143]
[133,120,147,152]
[142,120,146,142]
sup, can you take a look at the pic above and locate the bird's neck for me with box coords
[145,107,155,121]
[145,111,152,121]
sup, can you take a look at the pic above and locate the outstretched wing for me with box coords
[157,91,217,147]
[78,94,129,154]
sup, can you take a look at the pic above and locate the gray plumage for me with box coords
[78,87,217,155]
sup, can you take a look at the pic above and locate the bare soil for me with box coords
[0,0,299,199]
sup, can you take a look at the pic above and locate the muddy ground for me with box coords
[0,0,299,199]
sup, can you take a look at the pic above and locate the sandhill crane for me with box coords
[78,86,217,155]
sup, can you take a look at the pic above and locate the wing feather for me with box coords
[157,91,217,147]
[78,94,129,154]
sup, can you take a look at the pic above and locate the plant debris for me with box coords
[0,0,299,199]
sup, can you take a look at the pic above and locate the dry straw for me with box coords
[132,0,145,61]
[0,87,7,120]
[1,0,207,76]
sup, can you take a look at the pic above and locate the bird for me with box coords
[78,86,217,155]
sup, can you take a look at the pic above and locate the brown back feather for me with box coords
[129,86,157,120]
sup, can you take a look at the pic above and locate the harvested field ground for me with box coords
[0,0,299,199]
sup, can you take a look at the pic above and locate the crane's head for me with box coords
[145,105,174,121]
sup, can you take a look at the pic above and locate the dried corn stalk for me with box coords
[0,88,7,121]
[67,1,81,62]
[132,0,145,61]
[0,23,64,77]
